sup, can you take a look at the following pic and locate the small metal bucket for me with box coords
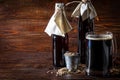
[64,52,79,72]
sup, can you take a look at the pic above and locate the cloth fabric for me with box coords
[71,1,97,21]
[44,7,72,37]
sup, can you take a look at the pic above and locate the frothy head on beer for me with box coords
[86,32,113,40]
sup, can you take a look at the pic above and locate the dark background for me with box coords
[0,0,120,52]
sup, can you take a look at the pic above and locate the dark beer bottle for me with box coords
[78,16,94,64]
[67,0,98,64]
[52,34,68,67]
[45,2,72,68]
[74,1,98,64]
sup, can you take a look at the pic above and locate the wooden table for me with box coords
[0,52,119,80]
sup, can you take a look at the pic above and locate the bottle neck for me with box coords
[55,3,64,12]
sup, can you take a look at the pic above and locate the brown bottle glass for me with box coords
[78,16,94,64]
[52,34,68,67]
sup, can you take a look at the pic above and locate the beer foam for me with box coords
[86,34,113,40]
[64,52,78,56]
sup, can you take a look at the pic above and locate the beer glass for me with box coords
[85,32,116,76]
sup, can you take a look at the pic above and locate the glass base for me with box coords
[86,69,110,77]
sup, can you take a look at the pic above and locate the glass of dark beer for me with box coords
[85,32,114,76]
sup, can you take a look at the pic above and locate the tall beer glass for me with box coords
[86,32,114,76]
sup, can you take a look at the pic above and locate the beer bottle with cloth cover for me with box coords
[44,3,72,67]
[66,0,99,64]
